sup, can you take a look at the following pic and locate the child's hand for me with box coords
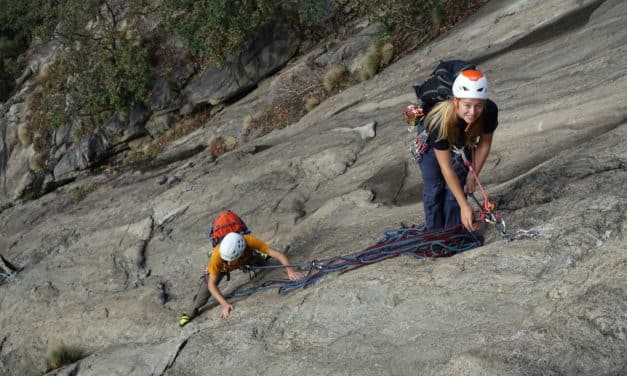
[287,269,304,280]
[220,304,234,319]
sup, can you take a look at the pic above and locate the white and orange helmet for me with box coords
[220,232,246,261]
[452,70,489,100]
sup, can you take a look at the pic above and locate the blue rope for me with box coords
[210,224,482,302]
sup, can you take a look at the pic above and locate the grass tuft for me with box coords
[69,182,104,204]
[304,95,320,112]
[323,64,347,92]
[123,110,209,166]
[354,43,381,83]
[45,343,85,371]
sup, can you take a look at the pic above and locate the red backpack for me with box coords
[207,210,251,247]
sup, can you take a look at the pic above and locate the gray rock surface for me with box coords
[53,132,111,181]
[183,21,299,107]
[0,0,626,375]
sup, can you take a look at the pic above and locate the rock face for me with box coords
[0,18,299,206]
[1,0,626,375]
[182,21,300,107]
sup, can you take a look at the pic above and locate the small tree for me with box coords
[160,0,338,68]
[33,0,151,134]
[0,0,48,100]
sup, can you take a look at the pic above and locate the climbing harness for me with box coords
[207,224,482,303]
[404,105,430,163]
[410,128,429,163]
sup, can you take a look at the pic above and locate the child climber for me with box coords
[417,69,498,231]
[179,232,303,325]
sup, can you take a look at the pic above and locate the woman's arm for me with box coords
[434,148,474,231]
[465,132,494,193]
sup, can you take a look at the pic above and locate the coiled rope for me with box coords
[213,224,482,301]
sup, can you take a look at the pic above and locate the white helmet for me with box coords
[220,232,246,261]
[452,70,489,99]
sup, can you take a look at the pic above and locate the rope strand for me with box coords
[208,224,482,302]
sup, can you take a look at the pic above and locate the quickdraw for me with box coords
[452,146,539,242]
[403,105,424,133]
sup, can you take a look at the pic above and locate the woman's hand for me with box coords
[461,202,475,231]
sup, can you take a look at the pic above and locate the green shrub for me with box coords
[290,0,336,27]
[161,0,281,67]
[351,0,448,53]
[431,0,446,29]
[0,0,47,100]
[160,0,337,67]
[31,0,151,135]
[45,343,85,370]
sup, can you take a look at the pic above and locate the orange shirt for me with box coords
[206,234,270,276]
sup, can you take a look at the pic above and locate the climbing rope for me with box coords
[209,224,482,302]
[206,111,540,302]
[452,146,540,242]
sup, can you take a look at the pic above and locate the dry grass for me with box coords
[27,153,43,172]
[123,110,209,166]
[380,42,394,67]
[69,182,104,203]
[209,136,238,158]
[242,104,294,140]
[323,63,347,92]
[45,343,85,371]
[354,43,382,83]
[304,95,321,112]
[17,123,32,145]
[241,65,326,141]
[26,91,53,157]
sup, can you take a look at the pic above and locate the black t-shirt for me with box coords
[428,99,499,150]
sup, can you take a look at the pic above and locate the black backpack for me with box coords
[413,60,476,114]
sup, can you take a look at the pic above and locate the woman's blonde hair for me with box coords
[424,99,484,148]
